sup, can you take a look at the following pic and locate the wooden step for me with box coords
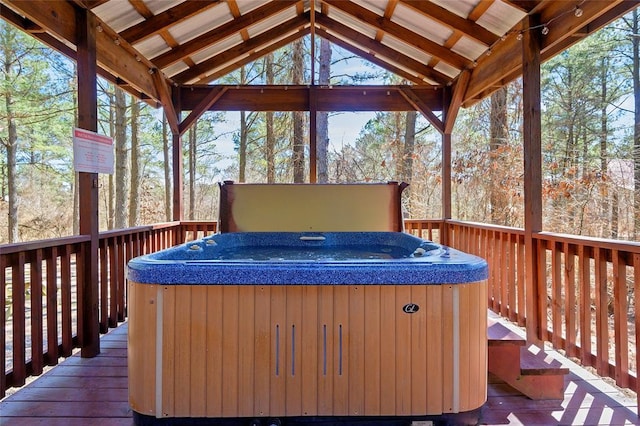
[487,317,569,400]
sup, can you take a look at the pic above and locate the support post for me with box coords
[171,88,183,223]
[76,7,100,357]
[441,132,452,246]
[522,14,543,344]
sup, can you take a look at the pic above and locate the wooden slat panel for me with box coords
[507,234,517,322]
[363,285,381,415]
[285,286,303,416]
[127,282,156,415]
[206,286,223,417]
[221,286,239,417]
[270,285,286,416]
[99,242,108,333]
[500,232,508,317]
[425,285,443,414]
[317,286,334,414]
[174,286,191,417]
[238,285,255,417]
[332,285,349,415]
[253,286,271,417]
[189,286,207,416]
[536,239,548,342]
[161,285,176,417]
[394,284,411,415]
[410,284,428,414]
[441,284,454,412]
[348,285,365,416]
[379,284,396,415]
[301,286,318,416]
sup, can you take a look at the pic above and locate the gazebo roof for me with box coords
[1,1,636,112]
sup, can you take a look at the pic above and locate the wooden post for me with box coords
[441,86,452,246]
[441,132,452,246]
[76,8,100,357]
[522,15,543,344]
[172,88,183,222]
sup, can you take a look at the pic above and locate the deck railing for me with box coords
[2,218,640,405]
[1,221,217,396]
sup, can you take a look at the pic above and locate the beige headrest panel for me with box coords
[218,182,407,232]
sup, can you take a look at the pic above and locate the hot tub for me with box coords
[127,231,488,425]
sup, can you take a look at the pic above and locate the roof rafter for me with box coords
[174,13,310,84]
[152,0,298,70]
[399,0,500,46]
[315,28,427,86]
[316,13,450,85]
[121,1,222,44]
[323,0,472,70]
[197,28,309,84]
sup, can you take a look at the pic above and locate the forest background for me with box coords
[0,9,638,245]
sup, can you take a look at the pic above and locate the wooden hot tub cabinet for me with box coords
[128,280,487,422]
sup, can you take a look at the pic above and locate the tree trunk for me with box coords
[292,39,305,183]
[403,111,417,183]
[599,56,610,237]
[265,55,275,183]
[129,98,140,227]
[238,67,248,183]
[489,86,508,224]
[239,110,247,183]
[317,38,331,183]
[162,116,172,221]
[633,9,640,239]
[5,94,18,242]
[114,86,128,229]
[188,123,197,220]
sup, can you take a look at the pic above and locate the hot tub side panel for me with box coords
[128,281,487,420]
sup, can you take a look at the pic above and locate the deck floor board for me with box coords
[1,321,639,425]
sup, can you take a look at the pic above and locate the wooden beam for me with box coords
[398,87,444,134]
[399,0,500,46]
[464,0,631,104]
[315,14,450,85]
[198,28,309,84]
[178,87,228,136]
[179,85,444,112]
[3,0,160,101]
[315,29,427,86]
[121,1,222,44]
[76,6,100,359]
[522,14,543,344]
[501,0,543,14]
[323,0,472,69]
[152,0,298,69]
[173,13,309,84]
[444,70,470,134]
[152,71,179,135]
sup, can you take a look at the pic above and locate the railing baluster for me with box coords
[99,240,108,333]
[612,249,629,388]
[109,238,119,327]
[578,244,592,366]
[516,235,526,326]
[594,247,609,377]
[45,246,58,365]
[12,252,27,387]
[60,245,72,357]
[634,252,640,411]
[564,242,577,358]
[30,249,44,376]
[1,252,7,397]
[551,241,562,349]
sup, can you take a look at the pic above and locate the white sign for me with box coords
[73,128,114,174]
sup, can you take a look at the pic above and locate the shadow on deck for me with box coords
[0,321,638,426]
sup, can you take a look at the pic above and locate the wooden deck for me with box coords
[1,321,639,426]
